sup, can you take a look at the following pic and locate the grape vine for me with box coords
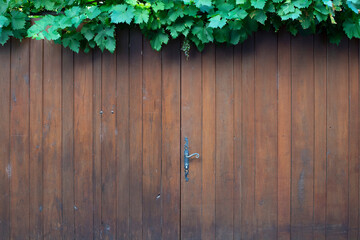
[0,0,359,54]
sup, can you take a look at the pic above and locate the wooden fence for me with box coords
[0,30,359,239]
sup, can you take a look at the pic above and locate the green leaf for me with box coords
[251,0,267,9]
[230,29,247,44]
[110,4,135,24]
[152,2,165,12]
[86,6,101,20]
[228,8,248,20]
[347,0,360,13]
[192,24,214,42]
[236,0,247,4]
[343,18,360,39]
[0,1,8,15]
[81,24,96,41]
[167,23,186,38]
[134,8,149,24]
[251,10,267,24]
[0,29,12,45]
[195,0,212,8]
[208,15,227,28]
[0,15,9,28]
[280,8,302,20]
[150,30,169,50]
[11,11,26,30]
[94,25,116,52]
[322,0,333,7]
[62,32,83,53]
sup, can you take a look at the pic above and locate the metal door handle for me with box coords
[184,137,200,182]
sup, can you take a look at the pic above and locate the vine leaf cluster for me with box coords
[0,0,359,53]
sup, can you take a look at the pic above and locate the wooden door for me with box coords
[0,31,359,240]
[179,31,360,240]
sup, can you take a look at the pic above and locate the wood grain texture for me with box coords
[61,47,74,240]
[0,33,358,240]
[74,51,93,239]
[314,34,327,240]
[326,39,349,240]
[43,40,62,239]
[291,35,315,240]
[101,50,117,240]
[29,39,43,240]
[142,39,162,240]
[181,45,202,240]
[254,31,278,240]
[0,42,10,240]
[215,45,234,240]
[93,48,102,240]
[129,30,143,240]
[10,39,30,240]
[233,43,242,240]
[201,44,216,240]
[116,28,130,240]
[241,36,256,240]
[348,39,359,240]
[277,31,291,240]
[161,40,181,240]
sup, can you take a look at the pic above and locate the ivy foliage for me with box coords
[0,0,359,53]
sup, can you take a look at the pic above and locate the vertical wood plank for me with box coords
[29,39,43,240]
[43,40,62,239]
[74,51,93,239]
[233,44,242,240]
[291,35,314,239]
[254,31,278,240]
[116,28,130,240]
[202,45,216,240]
[314,34,327,240]
[241,36,256,240]
[326,40,349,240]
[10,39,30,240]
[0,42,11,240]
[348,39,359,240]
[215,45,234,240]
[61,47,74,240]
[181,46,202,240]
[161,40,181,240]
[93,48,102,239]
[277,31,291,240]
[142,40,162,240]
[129,30,143,239]
[101,50,117,240]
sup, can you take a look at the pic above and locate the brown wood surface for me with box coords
[215,45,234,239]
[201,44,216,240]
[181,44,202,240]
[74,51,93,239]
[0,42,10,240]
[29,38,43,240]
[43,40,62,239]
[254,31,278,239]
[277,31,291,240]
[314,34,327,240]
[0,33,358,240]
[116,28,130,240]
[291,35,315,239]
[327,39,349,240]
[10,39,30,239]
[61,47,75,240]
[101,49,117,240]
[161,40,181,240]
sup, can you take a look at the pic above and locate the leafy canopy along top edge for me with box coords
[0,0,359,53]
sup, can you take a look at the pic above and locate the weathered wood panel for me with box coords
[0,32,358,240]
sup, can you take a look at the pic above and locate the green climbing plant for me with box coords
[0,0,359,53]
